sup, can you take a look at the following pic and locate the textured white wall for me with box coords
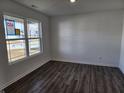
[51,11,123,67]
[119,13,124,74]
[0,0,51,90]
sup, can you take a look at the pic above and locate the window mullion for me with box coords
[39,22,43,53]
[24,19,29,57]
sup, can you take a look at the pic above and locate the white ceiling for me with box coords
[13,0,124,16]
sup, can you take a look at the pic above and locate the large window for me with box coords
[4,15,42,63]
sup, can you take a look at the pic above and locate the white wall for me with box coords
[0,0,51,90]
[51,11,123,67]
[119,13,124,74]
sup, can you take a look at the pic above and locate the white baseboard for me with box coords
[119,66,124,74]
[52,58,118,67]
[120,69,124,74]
[0,58,51,91]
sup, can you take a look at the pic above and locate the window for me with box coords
[4,15,42,63]
[27,20,41,55]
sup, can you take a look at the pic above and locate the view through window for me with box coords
[27,20,41,55]
[4,15,42,63]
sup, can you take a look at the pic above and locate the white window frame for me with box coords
[1,12,43,65]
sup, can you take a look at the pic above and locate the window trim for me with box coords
[2,12,43,65]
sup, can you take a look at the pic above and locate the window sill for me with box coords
[8,52,43,65]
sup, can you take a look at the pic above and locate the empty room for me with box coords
[0,0,124,93]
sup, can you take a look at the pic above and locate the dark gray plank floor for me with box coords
[5,61,124,93]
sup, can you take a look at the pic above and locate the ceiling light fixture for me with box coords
[70,0,77,3]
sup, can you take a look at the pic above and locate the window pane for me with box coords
[27,20,40,38]
[7,40,26,62]
[29,39,40,55]
[4,15,25,39]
